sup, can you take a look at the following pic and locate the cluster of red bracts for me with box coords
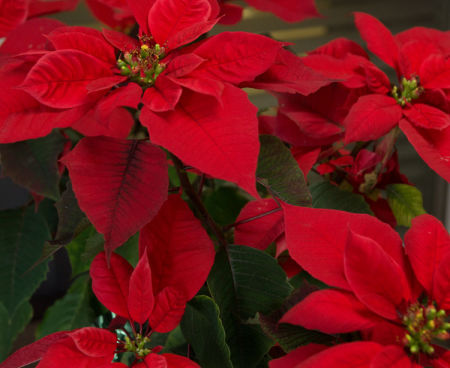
[0,0,449,367]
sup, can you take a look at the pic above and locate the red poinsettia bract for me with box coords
[280,206,450,367]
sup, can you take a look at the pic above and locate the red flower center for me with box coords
[402,303,449,355]
[117,36,166,86]
[391,77,423,107]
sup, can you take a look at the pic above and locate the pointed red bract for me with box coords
[354,12,399,69]
[404,214,450,297]
[61,137,168,255]
[142,76,182,112]
[0,0,28,37]
[20,50,113,109]
[434,253,450,309]
[141,85,259,197]
[234,198,283,250]
[69,328,117,358]
[344,95,402,143]
[371,346,417,368]
[148,0,212,50]
[191,32,282,84]
[90,252,133,318]
[139,195,215,300]
[163,353,200,367]
[344,230,410,320]
[403,104,450,131]
[148,287,186,333]
[281,289,381,334]
[128,251,154,324]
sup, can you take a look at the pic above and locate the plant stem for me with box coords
[223,207,282,231]
[170,153,227,247]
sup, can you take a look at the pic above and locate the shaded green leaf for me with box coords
[208,245,291,367]
[310,181,373,215]
[0,301,33,361]
[0,207,49,316]
[181,296,232,368]
[36,275,95,339]
[163,326,188,356]
[256,135,311,206]
[386,184,426,227]
[204,186,248,226]
[0,131,65,200]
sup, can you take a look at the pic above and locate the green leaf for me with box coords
[208,245,291,367]
[66,226,98,277]
[256,135,311,206]
[386,184,426,227]
[204,186,248,226]
[181,296,232,368]
[163,326,188,356]
[0,301,33,361]
[0,207,50,316]
[0,131,65,200]
[36,275,95,339]
[310,181,373,215]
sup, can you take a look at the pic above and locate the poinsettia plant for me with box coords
[0,0,449,367]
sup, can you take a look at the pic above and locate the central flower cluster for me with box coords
[402,303,449,355]
[391,77,423,106]
[117,37,166,86]
[123,333,151,358]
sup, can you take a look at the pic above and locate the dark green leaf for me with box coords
[0,207,49,316]
[208,245,291,367]
[256,135,311,206]
[181,296,232,368]
[36,275,95,339]
[163,326,188,356]
[0,131,65,200]
[310,181,373,215]
[0,301,33,361]
[386,184,426,227]
[204,186,248,225]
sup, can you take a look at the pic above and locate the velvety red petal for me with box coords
[28,0,79,17]
[246,0,319,23]
[86,0,134,30]
[128,250,154,324]
[291,147,320,179]
[218,3,243,25]
[399,118,450,182]
[163,353,200,367]
[344,230,410,320]
[69,328,117,358]
[61,137,168,256]
[20,50,113,108]
[234,198,283,250]
[420,54,450,90]
[281,289,381,334]
[191,32,282,84]
[47,26,116,64]
[0,0,28,37]
[149,287,186,333]
[403,104,450,130]
[283,205,405,290]
[140,84,259,197]
[344,94,402,143]
[371,345,415,368]
[354,12,399,70]
[309,37,368,59]
[90,252,133,318]
[168,76,223,100]
[127,0,156,34]
[142,76,182,112]
[404,214,450,297]
[433,252,450,309]
[294,342,382,368]
[139,195,215,299]
[102,29,139,52]
[164,53,205,79]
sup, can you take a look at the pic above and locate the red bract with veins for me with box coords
[0,195,213,368]
[280,206,450,367]
[341,13,450,182]
[0,0,79,37]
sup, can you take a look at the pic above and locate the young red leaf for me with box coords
[28,0,80,17]
[128,250,154,324]
[399,119,450,182]
[163,353,200,367]
[90,252,133,318]
[139,195,215,300]
[142,76,182,112]
[404,214,450,296]
[245,0,319,23]
[148,0,212,50]
[102,29,139,52]
[0,331,68,368]
[0,0,28,37]
[344,230,410,320]
[191,32,282,84]
[47,26,116,64]
[148,287,186,333]
[283,205,405,290]
[370,346,417,368]
[164,54,205,79]
[69,328,117,358]
[403,104,450,131]
[20,50,113,109]
[234,198,283,250]
[281,289,381,334]
[344,94,402,143]
[434,253,450,309]
[134,353,167,368]
[126,0,156,34]
[354,12,399,69]
[61,137,168,256]
[140,84,259,197]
